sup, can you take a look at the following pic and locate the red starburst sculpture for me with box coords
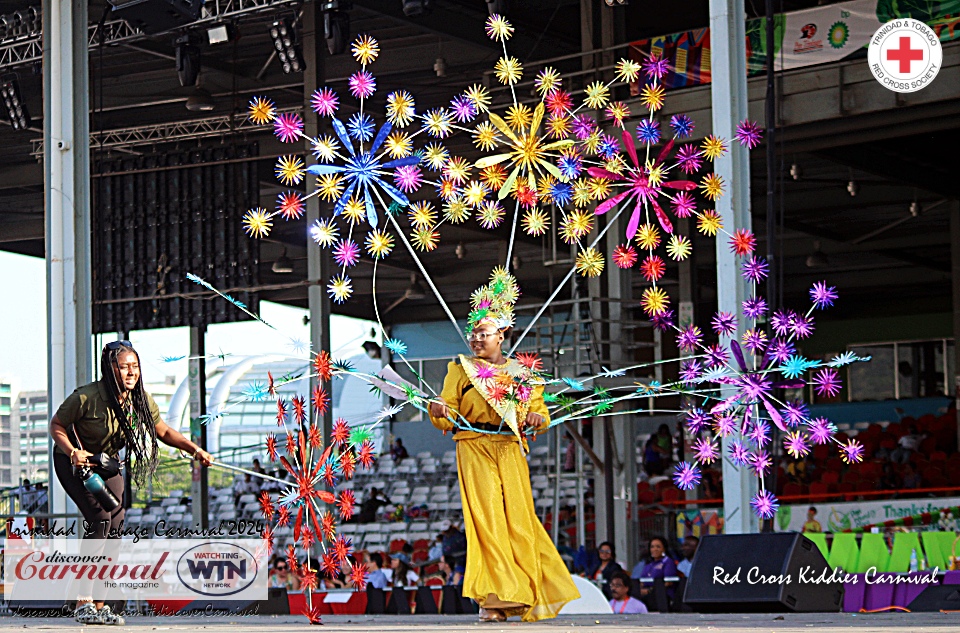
[313,350,332,381]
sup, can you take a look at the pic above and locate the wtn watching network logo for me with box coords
[177,542,262,597]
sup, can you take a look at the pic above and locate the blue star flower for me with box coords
[242,380,269,402]
[384,338,408,355]
[347,112,375,142]
[636,119,661,145]
[779,354,818,379]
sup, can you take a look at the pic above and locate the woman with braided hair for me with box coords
[49,341,213,624]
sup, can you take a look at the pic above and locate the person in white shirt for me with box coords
[892,424,925,464]
[676,536,699,578]
[609,572,647,614]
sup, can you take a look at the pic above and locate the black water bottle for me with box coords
[75,466,121,512]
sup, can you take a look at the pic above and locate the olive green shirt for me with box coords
[53,380,161,457]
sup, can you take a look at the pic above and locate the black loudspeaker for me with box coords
[258,588,290,615]
[415,586,439,614]
[366,586,386,614]
[683,533,843,612]
[107,0,203,34]
[906,585,960,612]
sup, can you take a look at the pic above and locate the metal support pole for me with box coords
[710,0,758,534]
[189,326,208,529]
[949,202,960,451]
[304,3,333,439]
[44,0,92,522]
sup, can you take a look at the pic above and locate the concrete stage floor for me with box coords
[1,612,959,632]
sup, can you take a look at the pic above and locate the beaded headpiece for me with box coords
[467,267,519,333]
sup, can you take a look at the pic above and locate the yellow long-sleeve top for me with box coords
[428,359,551,444]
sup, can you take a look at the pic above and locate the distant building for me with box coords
[16,390,49,483]
[0,378,17,486]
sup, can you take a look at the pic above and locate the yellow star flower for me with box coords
[436,177,459,202]
[316,174,344,202]
[309,217,338,247]
[464,84,491,113]
[697,210,722,236]
[666,235,692,261]
[386,90,415,127]
[472,122,499,151]
[481,164,508,190]
[494,56,523,85]
[476,200,505,229]
[572,178,593,208]
[582,131,603,156]
[351,34,379,65]
[546,114,571,139]
[485,14,514,41]
[242,207,272,238]
[584,81,610,110]
[423,109,453,138]
[641,286,670,315]
[536,175,557,202]
[575,247,605,277]
[327,274,353,304]
[614,59,642,83]
[505,103,533,132]
[411,228,440,252]
[462,181,489,207]
[384,131,413,158]
[535,67,561,95]
[342,197,367,225]
[365,229,394,259]
[589,177,611,200]
[408,201,436,229]
[607,101,630,126]
[700,173,725,201]
[443,156,471,184]
[640,83,666,111]
[311,135,340,162]
[248,96,276,124]
[275,155,304,186]
[443,198,471,224]
[604,155,628,175]
[645,161,665,188]
[635,224,661,250]
[422,143,449,171]
[522,208,550,236]
[560,209,594,243]
[701,135,728,160]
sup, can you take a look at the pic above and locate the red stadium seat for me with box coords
[809,482,830,496]
[821,471,840,485]
[390,539,407,553]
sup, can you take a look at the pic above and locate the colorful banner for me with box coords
[776,496,960,533]
[629,0,960,92]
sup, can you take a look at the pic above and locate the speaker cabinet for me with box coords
[906,585,960,612]
[683,533,843,612]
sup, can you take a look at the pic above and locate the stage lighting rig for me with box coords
[320,1,351,55]
[269,16,305,73]
[1,74,31,131]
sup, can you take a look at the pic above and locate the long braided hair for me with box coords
[101,343,159,485]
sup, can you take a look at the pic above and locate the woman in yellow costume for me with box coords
[428,269,579,622]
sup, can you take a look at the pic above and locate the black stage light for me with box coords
[402,0,433,17]
[1,74,31,130]
[175,34,201,87]
[269,16,305,74]
[108,0,203,35]
[319,1,351,55]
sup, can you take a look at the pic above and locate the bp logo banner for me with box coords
[777,0,880,69]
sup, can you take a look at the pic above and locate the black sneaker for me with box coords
[97,605,125,625]
[74,602,100,624]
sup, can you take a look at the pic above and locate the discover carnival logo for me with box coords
[868,18,942,93]
[176,542,261,597]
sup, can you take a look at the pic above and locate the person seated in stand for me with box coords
[269,557,300,591]
[441,521,467,560]
[251,458,266,476]
[879,462,900,492]
[366,552,389,590]
[390,438,409,465]
[902,462,922,489]
[609,571,647,614]
[428,533,445,561]
[357,487,391,523]
[631,536,677,611]
[582,541,622,600]
[233,473,259,504]
[390,556,420,587]
[675,536,699,578]
[326,555,358,589]
[891,424,926,464]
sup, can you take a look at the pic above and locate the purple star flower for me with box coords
[751,490,779,520]
[571,115,596,140]
[676,144,702,174]
[841,439,865,464]
[711,311,737,337]
[768,339,796,364]
[810,281,838,309]
[643,54,670,80]
[393,165,423,193]
[750,450,772,476]
[686,408,710,434]
[679,360,702,384]
[311,87,339,116]
[713,413,737,437]
[790,314,815,339]
[770,310,794,337]
[676,325,703,353]
[669,114,695,138]
[812,368,841,397]
[598,134,620,160]
[741,256,769,283]
[673,461,702,491]
[650,308,676,332]
[671,191,696,218]
[557,152,583,180]
[449,95,477,122]
[742,296,768,320]
[704,343,730,368]
[333,239,361,268]
[806,417,834,444]
[742,329,768,352]
[736,120,763,149]
[274,112,304,143]
[729,440,751,467]
[781,400,809,427]
[738,372,772,401]
[692,438,719,464]
[783,430,810,459]
[636,119,661,145]
[747,420,771,448]
[348,70,376,99]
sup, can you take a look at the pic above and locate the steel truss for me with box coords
[0,0,300,71]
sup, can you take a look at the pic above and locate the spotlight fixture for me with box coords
[789,163,802,181]
[207,24,230,45]
[805,240,829,269]
[0,74,30,130]
[402,0,433,17]
[909,201,922,217]
[269,16,305,74]
[603,0,628,5]
[433,57,446,77]
[185,86,215,112]
[174,35,201,87]
[455,242,467,260]
[271,247,294,274]
[846,180,858,197]
[320,1,351,55]
[485,0,507,13]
